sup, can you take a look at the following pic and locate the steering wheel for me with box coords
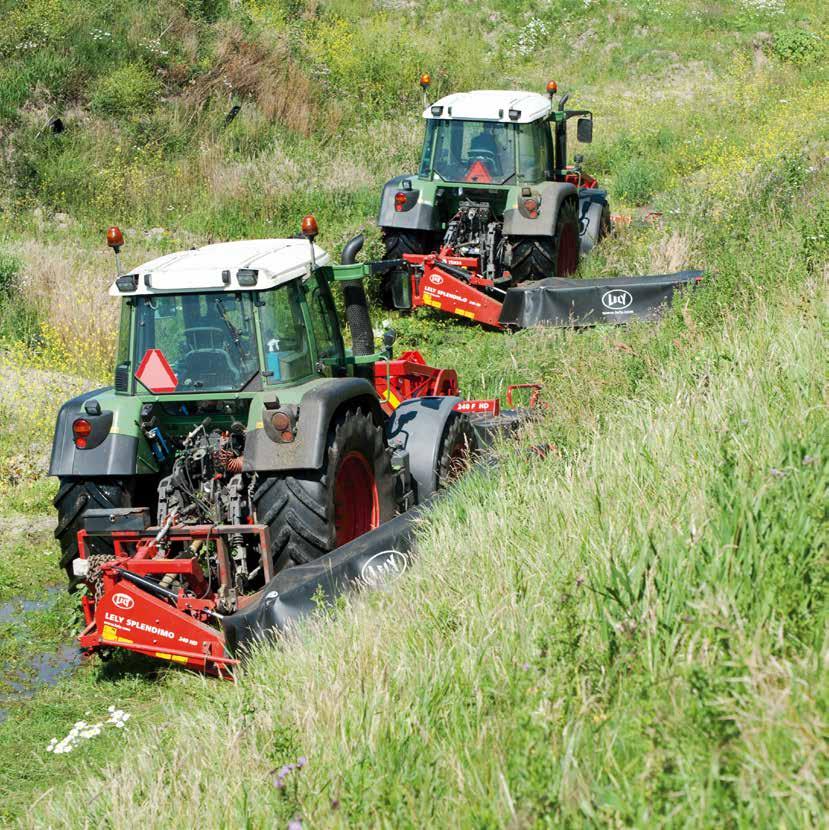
[469,150,497,167]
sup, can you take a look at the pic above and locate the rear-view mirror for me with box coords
[577,117,593,143]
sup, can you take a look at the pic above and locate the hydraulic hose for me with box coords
[340,234,374,357]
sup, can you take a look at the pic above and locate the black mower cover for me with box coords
[222,504,426,655]
[498,270,704,328]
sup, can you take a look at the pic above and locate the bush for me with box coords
[0,252,20,293]
[771,29,823,65]
[611,156,663,205]
[89,63,163,117]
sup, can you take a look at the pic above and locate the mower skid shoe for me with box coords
[82,573,236,676]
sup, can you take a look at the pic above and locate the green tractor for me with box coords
[377,79,610,305]
[50,221,476,611]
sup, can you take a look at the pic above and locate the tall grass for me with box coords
[0,1,827,825]
[29,258,827,829]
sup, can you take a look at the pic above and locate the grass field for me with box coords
[0,1,826,826]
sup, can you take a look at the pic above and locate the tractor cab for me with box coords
[108,237,342,397]
[419,91,556,186]
[417,86,593,187]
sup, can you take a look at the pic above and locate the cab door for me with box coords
[304,272,345,377]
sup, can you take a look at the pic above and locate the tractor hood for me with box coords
[109,238,331,296]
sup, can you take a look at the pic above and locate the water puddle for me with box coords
[0,587,61,624]
[0,587,82,721]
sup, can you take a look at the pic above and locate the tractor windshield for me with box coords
[134,292,259,393]
[420,120,517,184]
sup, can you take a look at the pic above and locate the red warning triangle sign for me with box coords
[135,349,178,393]
[465,159,492,183]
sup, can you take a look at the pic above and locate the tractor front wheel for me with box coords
[253,408,396,572]
[55,478,133,592]
[436,414,479,490]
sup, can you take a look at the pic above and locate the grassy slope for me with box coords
[0,0,826,826]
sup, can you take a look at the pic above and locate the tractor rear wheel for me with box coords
[508,198,581,281]
[253,408,395,572]
[553,198,581,276]
[380,229,441,308]
[55,478,132,592]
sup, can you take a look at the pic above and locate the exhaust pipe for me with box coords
[341,234,374,357]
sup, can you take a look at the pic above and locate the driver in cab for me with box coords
[466,123,511,180]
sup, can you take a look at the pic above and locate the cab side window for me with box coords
[258,283,313,382]
[306,277,342,366]
[518,121,553,181]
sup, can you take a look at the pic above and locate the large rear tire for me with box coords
[553,198,581,276]
[507,197,581,281]
[379,228,441,308]
[253,408,396,572]
[54,478,132,592]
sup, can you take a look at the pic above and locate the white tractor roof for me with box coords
[423,90,552,124]
[109,238,330,296]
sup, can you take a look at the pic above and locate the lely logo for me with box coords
[112,592,134,610]
[601,289,633,311]
[360,550,409,587]
[430,273,444,286]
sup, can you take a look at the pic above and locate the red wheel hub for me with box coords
[334,451,379,547]
[557,222,579,276]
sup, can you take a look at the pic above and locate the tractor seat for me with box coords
[469,133,498,160]
[179,348,239,389]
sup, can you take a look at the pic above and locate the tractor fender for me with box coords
[378,175,438,232]
[49,388,144,477]
[578,189,610,255]
[244,378,384,473]
[503,181,578,238]
[384,395,463,503]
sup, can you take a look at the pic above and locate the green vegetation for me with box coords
[0,0,826,826]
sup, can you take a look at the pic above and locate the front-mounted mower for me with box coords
[378,78,703,328]
[51,220,534,675]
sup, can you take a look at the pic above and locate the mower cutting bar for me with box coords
[400,253,704,330]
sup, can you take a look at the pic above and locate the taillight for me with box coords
[523,196,539,219]
[73,418,92,449]
[394,192,407,211]
[270,411,291,432]
[269,408,296,443]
